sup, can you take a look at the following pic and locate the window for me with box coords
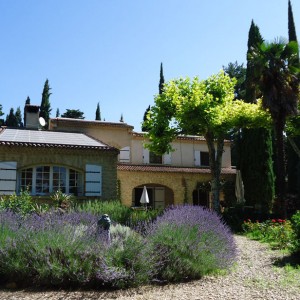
[200,152,210,166]
[149,151,162,164]
[19,166,83,196]
[194,151,210,167]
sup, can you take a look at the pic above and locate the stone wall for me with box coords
[118,169,235,207]
[0,146,118,200]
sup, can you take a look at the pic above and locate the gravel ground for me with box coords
[0,235,299,300]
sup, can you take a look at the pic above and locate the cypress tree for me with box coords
[159,62,165,94]
[142,63,165,132]
[288,0,298,43]
[56,108,60,117]
[239,21,275,214]
[5,108,18,127]
[287,0,300,202]
[15,107,23,128]
[40,79,52,126]
[95,102,101,120]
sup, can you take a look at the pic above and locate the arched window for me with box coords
[19,165,83,196]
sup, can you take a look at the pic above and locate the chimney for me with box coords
[24,105,40,129]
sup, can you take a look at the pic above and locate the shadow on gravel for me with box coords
[273,250,300,268]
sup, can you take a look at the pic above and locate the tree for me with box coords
[5,108,18,127]
[0,104,4,126]
[142,63,165,132]
[40,79,52,126]
[61,109,85,119]
[120,114,124,122]
[95,102,101,121]
[159,62,165,94]
[144,71,270,212]
[142,105,151,131]
[25,96,30,105]
[239,21,275,214]
[56,108,60,117]
[15,107,23,128]
[248,39,300,216]
[288,0,298,47]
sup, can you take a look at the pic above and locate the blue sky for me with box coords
[0,0,299,131]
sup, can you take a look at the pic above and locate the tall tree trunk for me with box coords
[205,132,224,213]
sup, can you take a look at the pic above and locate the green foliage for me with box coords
[50,190,74,211]
[242,218,296,250]
[61,109,85,119]
[0,190,34,215]
[95,102,101,120]
[291,211,300,250]
[5,108,18,127]
[144,71,270,212]
[74,200,132,224]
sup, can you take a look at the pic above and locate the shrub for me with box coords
[0,190,34,215]
[144,205,237,282]
[291,211,300,251]
[242,218,296,250]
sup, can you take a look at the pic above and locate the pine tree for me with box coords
[95,102,101,120]
[239,21,275,214]
[40,79,52,126]
[120,114,124,122]
[56,108,60,117]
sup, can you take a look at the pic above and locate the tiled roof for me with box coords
[50,118,134,130]
[0,128,116,151]
[117,164,236,174]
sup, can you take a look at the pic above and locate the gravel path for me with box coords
[0,235,299,300]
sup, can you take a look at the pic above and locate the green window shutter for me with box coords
[0,161,17,195]
[85,164,102,196]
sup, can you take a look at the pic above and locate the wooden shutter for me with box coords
[0,161,17,195]
[85,164,102,196]
[143,147,149,164]
[119,146,130,163]
[194,150,200,166]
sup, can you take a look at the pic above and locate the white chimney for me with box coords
[24,105,40,129]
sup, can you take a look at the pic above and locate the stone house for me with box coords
[49,118,236,209]
[0,106,118,200]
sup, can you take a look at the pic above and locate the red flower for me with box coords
[271,219,276,223]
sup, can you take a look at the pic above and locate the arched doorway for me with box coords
[133,184,174,209]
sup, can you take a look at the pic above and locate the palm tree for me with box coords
[248,39,300,217]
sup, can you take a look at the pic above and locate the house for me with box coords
[49,117,236,209]
[0,106,118,200]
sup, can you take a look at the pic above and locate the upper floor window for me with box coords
[20,165,83,196]
[194,151,210,167]
[143,147,171,165]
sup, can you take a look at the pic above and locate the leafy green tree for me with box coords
[5,108,18,127]
[40,79,52,126]
[144,71,270,212]
[239,21,275,213]
[249,39,300,216]
[61,109,85,119]
[95,102,101,120]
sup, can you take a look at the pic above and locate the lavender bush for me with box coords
[145,205,237,282]
[0,205,238,289]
